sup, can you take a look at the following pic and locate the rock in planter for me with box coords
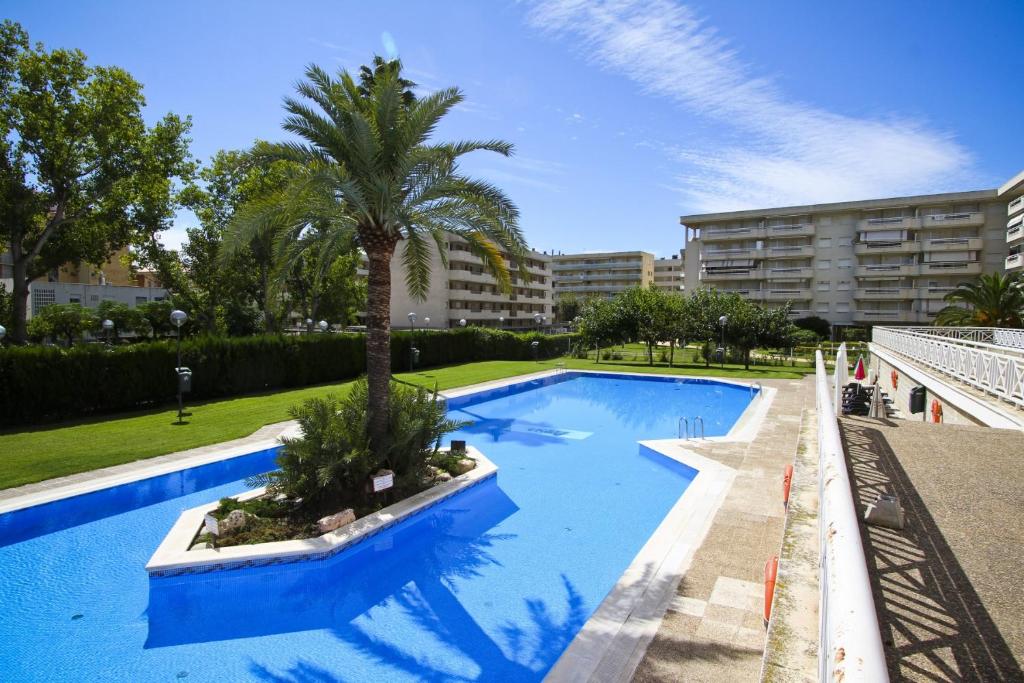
[450,458,476,476]
[426,466,453,484]
[317,509,356,534]
[189,540,212,551]
[220,509,251,534]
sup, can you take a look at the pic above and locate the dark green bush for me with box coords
[0,329,576,426]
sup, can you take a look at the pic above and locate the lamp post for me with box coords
[459,318,467,328]
[423,316,430,328]
[0,324,6,345]
[718,314,728,369]
[170,309,188,423]
[318,320,328,333]
[407,312,417,371]
[534,312,542,334]
[305,318,313,335]
[101,318,114,346]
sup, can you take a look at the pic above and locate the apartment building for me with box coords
[653,252,685,293]
[551,250,654,301]
[681,184,1017,328]
[1000,170,1024,273]
[362,234,553,330]
[1,248,167,318]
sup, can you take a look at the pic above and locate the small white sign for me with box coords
[204,513,220,536]
[372,471,394,492]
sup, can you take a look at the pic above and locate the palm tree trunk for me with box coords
[365,244,396,453]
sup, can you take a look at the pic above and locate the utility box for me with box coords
[909,386,926,414]
[176,367,193,394]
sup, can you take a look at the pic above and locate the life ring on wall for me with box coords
[931,399,943,424]
[764,555,779,626]
[891,369,899,390]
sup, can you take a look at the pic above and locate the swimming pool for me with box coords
[0,371,755,681]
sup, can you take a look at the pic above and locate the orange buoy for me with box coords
[891,369,899,390]
[782,464,794,509]
[764,555,779,627]
[931,399,943,424]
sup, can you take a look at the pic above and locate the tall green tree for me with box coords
[578,296,622,362]
[0,21,193,343]
[26,303,96,346]
[231,59,526,451]
[616,286,676,365]
[934,271,1024,328]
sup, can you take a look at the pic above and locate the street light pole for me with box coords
[718,314,728,369]
[171,309,188,423]
[102,319,114,346]
[407,312,417,371]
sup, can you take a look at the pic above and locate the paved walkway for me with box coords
[634,376,814,682]
[839,416,1024,681]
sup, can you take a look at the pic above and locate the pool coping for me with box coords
[144,446,496,576]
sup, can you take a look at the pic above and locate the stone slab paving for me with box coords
[633,376,814,682]
[839,415,1024,681]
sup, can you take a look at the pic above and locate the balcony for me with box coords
[448,289,503,302]
[857,216,917,231]
[763,288,811,301]
[919,261,982,276]
[449,270,500,285]
[766,223,815,238]
[854,287,916,301]
[855,263,919,278]
[1007,224,1023,244]
[704,246,766,260]
[1009,195,1024,218]
[1007,253,1024,271]
[924,237,983,252]
[919,211,985,228]
[766,266,813,280]
[853,310,926,323]
[854,241,921,256]
[918,286,956,299]
[552,260,643,271]
[700,269,757,282]
[702,226,764,241]
[763,245,815,259]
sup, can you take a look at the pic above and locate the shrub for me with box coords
[248,379,465,515]
[0,330,577,426]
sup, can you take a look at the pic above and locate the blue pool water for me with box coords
[0,372,754,682]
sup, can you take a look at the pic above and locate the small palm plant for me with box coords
[934,271,1024,327]
[228,58,527,456]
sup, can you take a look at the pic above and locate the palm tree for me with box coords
[934,271,1024,327]
[232,59,526,452]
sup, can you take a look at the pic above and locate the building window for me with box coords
[838,236,852,247]
[837,280,851,291]
[817,303,829,313]
[817,260,831,270]
[838,258,852,269]
[818,237,832,248]
[836,302,850,313]
[816,280,831,291]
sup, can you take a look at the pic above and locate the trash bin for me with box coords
[909,386,926,414]
[176,367,193,394]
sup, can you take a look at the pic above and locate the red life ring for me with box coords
[931,399,943,424]
[782,464,794,509]
[891,369,899,390]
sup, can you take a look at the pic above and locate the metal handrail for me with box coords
[693,416,704,439]
[677,417,689,440]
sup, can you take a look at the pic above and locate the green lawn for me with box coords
[0,357,810,490]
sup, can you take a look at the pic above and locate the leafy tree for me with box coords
[724,300,794,370]
[95,300,150,340]
[792,315,830,340]
[934,271,1024,328]
[577,297,622,363]
[683,288,732,367]
[26,303,96,346]
[0,21,194,343]
[137,299,175,339]
[615,286,676,365]
[555,292,583,323]
[0,281,11,332]
[230,59,526,452]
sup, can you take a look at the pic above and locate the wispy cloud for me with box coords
[476,154,568,192]
[526,0,974,211]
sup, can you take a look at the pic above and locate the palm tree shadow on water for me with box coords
[145,479,589,681]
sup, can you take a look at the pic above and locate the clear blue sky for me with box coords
[6,0,1023,257]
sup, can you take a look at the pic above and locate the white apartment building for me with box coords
[681,181,1020,328]
[653,252,685,293]
[1000,170,1024,273]
[551,250,654,301]
[362,234,554,331]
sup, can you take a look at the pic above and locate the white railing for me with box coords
[816,350,889,682]
[872,327,1024,408]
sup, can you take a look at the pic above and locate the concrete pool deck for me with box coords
[632,375,815,683]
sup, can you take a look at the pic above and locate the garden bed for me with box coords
[145,445,495,576]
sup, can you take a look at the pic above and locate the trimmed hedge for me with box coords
[0,329,576,427]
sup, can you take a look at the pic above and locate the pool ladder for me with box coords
[677,416,705,440]
[750,382,762,398]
